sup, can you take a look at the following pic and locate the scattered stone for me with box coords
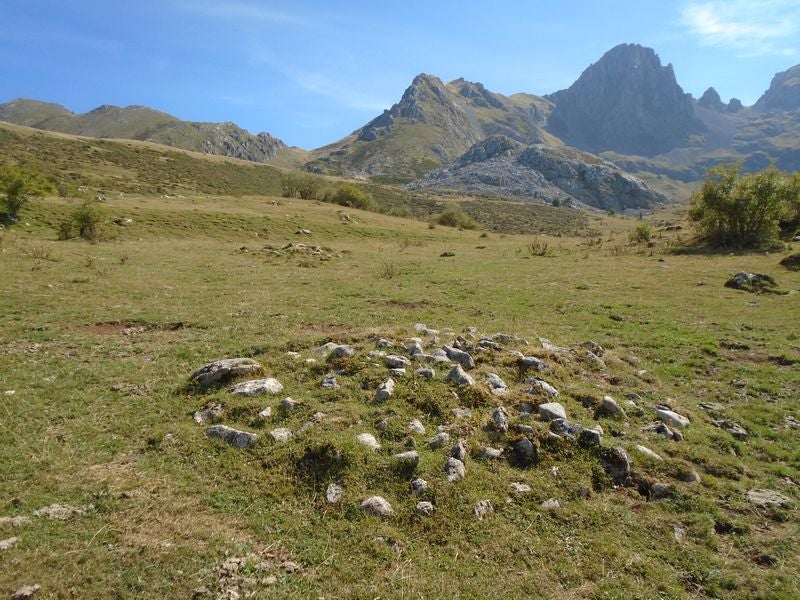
[599,395,626,419]
[779,253,800,271]
[0,516,30,528]
[578,428,602,447]
[393,451,420,468]
[538,402,567,421]
[634,445,663,461]
[677,469,701,484]
[452,407,472,419]
[325,483,344,504]
[491,332,528,345]
[713,419,749,440]
[285,351,301,360]
[585,351,606,369]
[430,348,451,363]
[268,428,293,444]
[33,504,91,520]
[541,498,560,511]
[443,345,475,370]
[415,367,436,379]
[510,482,531,495]
[673,526,686,542]
[529,378,559,398]
[445,458,466,483]
[280,397,300,412]
[11,585,41,600]
[330,344,356,359]
[410,478,429,495]
[481,374,506,396]
[406,339,425,356]
[490,406,509,432]
[481,447,504,459]
[444,364,475,386]
[385,354,411,368]
[782,415,800,430]
[725,272,780,294]
[602,446,630,485]
[257,406,272,420]
[189,358,262,390]
[644,422,678,440]
[0,536,19,550]
[513,424,535,435]
[477,338,504,351]
[388,368,407,377]
[513,438,537,463]
[193,402,223,424]
[298,412,326,434]
[551,418,583,438]
[698,402,725,412]
[649,483,672,500]
[316,342,338,356]
[540,338,574,354]
[368,350,387,359]
[656,408,690,429]
[428,432,451,449]
[228,378,283,396]
[450,440,468,462]
[360,496,394,518]
[376,338,393,348]
[747,489,791,508]
[408,419,426,434]
[321,372,339,389]
[374,378,395,403]
[582,341,605,357]
[473,499,493,519]
[415,501,435,516]
[355,433,381,451]
[516,402,535,415]
[519,355,548,371]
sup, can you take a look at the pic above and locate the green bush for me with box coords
[331,184,377,212]
[688,165,799,248]
[0,165,54,220]
[281,172,321,200]
[436,205,478,229]
[629,223,652,243]
[59,201,104,241]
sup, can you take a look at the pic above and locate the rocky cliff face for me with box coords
[755,64,800,111]
[547,44,705,157]
[408,135,666,211]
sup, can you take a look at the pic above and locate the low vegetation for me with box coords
[688,164,800,248]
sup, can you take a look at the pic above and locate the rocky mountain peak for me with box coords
[698,87,725,111]
[756,64,800,111]
[547,43,705,156]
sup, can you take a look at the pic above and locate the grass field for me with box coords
[1,168,799,597]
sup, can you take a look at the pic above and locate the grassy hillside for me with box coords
[1,185,798,598]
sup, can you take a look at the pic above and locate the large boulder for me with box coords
[189,358,262,390]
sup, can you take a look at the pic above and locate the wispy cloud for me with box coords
[183,1,306,25]
[680,1,800,56]
[289,70,392,113]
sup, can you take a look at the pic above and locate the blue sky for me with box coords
[2,1,799,149]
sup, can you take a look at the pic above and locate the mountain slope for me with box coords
[0,98,291,164]
[305,75,555,182]
[408,135,665,211]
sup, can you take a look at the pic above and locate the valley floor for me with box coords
[1,194,798,598]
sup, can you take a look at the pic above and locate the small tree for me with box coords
[688,165,799,248]
[332,183,377,211]
[0,165,54,220]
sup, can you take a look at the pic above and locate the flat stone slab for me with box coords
[206,424,258,449]
[538,402,567,421]
[656,409,690,429]
[190,358,262,389]
[747,489,792,508]
[229,378,283,396]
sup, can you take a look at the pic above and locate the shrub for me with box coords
[0,165,54,220]
[281,172,320,200]
[59,202,104,241]
[436,205,478,229]
[688,165,799,248]
[629,223,652,243]
[331,184,377,212]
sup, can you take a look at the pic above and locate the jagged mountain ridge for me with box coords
[0,99,289,164]
[408,135,666,211]
[304,74,556,182]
